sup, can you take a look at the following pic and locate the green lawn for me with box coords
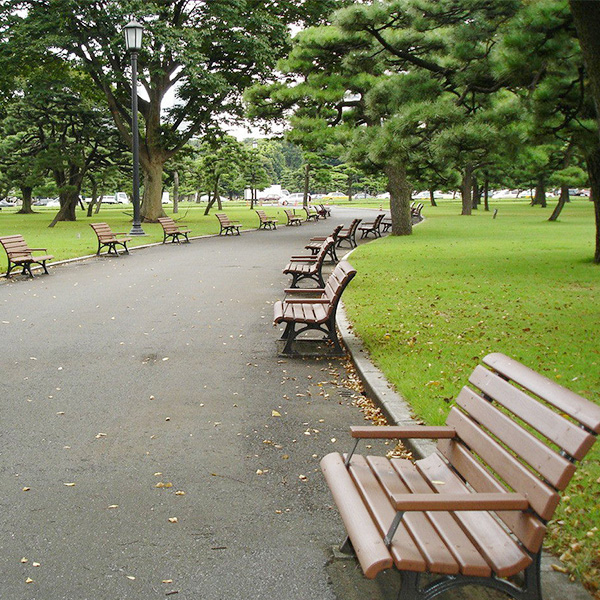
[343,199,600,594]
[0,202,285,272]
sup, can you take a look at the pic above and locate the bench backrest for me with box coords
[216,213,232,226]
[255,210,268,221]
[158,216,178,231]
[90,222,115,240]
[284,209,296,218]
[329,224,344,241]
[436,353,600,553]
[321,260,357,314]
[341,218,361,236]
[373,213,385,226]
[313,236,335,267]
[0,234,31,259]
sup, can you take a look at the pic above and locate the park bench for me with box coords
[255,209,278,230]
[157,216,191,243]
[411,202,424,222]
[336,218,362,248]
[321,352,600,600]
[273,260,356,355]
[283,236,336,288]
[90,223,132,256]
[305,224,343,263]
[216,213,241,236]
[317,204,331,218]
[0,234,54,277]
[304,206,320,222]
[284,209,302,226]
[358,213,385,238]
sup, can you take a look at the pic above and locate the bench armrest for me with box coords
[290,256,317,261]
[284,288,325,295]
[284,299,329,304]
[115,232,129,236]
[391,493,529,512]
[350,426,456,439]
[27,248,47,252]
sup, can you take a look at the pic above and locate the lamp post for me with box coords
[251,141,258,209]
[123,20,145,235]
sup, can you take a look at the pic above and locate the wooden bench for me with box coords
[255,209,278,230]
[216,213,241,236]
[317,204,331,218]
[411,202,424,222]
[273,260,357,355]
[284,209,302,226]
[0,234,54,277]
[336,218,362,248]
[157,216,191,243]
[304,206,320,222]
[283,236,336,288]
[90,223,132,256]
[382,214,392,233]
[358,213,385,238]
[321,353,600,600]
[305,224,343,262]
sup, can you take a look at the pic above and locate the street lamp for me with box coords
[123,20,145,235]
[251,141,258,209]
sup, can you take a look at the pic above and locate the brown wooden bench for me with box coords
[304,206,320,222]
[317,204,331,218]
[412,202,424,222]
[0,234,54,277]
[284,209,302,226]
[283,236,336,288]
[336,218,362,248]
[157,216,191,243]
[321,353,600,600]
[90,223,132,256]
[305,224,343,262]
[358,213,385,238]
[255,209,278,230]
[216,213,241,236]
[273,260,357,355]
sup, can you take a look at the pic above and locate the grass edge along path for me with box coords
[343,201,600,597]
[0,203,285,273]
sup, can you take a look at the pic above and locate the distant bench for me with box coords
[273,260,356,355]
[158,216,191,243]
[0,234,54,277]
[283,236,335,288]
[90,223,132,256]
[216,213,241,236]
[255,209,278,230]
[284,209,302,226]
[321,353,600,600]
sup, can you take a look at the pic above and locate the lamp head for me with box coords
[124,20,144,52]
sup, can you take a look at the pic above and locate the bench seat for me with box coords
[0,234,54,277]
[158,216,191,243]
[90,223,132,255]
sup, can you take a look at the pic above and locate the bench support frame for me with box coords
[96,239,129,256]
[279,315,343,356]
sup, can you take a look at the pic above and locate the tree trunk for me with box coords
[385,161,412,236]
[472,177,480,210]
[17,186,35,214]
[48,189,80,227]
[483,178,490,212]
[303,163,310,208]
[429,189,437,207]
[460,164,473,215]
[533,175,547,207]
[549,184,569,221]
[140,157,167,222]
[87,177,99,217]
[173,171,179,214]
[585,148,600,263]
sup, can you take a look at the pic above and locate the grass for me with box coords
[343,199,600,595]
[0,202,286,272]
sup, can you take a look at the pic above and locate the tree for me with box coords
[1,0,344,222]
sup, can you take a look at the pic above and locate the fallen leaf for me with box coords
[108,505,119,509]
[32,562,40,567]
[95,433,107,438]
[271,410,281,417]
[168,517,178,523]
[175,490,185,496]
[126,575,136,580]
[22,487,30,492]
[20,557,28,564]
[162,579,173,584]
[551,564,568,573]
[25,577,34,584]
[63,482,76,487]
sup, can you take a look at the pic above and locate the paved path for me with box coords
[1,206,592,600]
[0,208,385,600]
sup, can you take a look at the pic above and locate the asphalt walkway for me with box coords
[1,207,593,600]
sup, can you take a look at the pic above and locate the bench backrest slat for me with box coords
[469,365,596,460]
[444,407,561,520]
[455,387,576,490]
[158,217,178,232]
[321,260,356,316]
[436,438,547,552]
[483,353,600,434]
[0,235,30,257]
[90,223,115,240]
[216,213,233,226]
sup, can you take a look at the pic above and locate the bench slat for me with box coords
[390,458,491,577]
[484,353,600,434]
[445,408,560,520]
[415,453,532,578]
[367,456,460,575]
[321,453,394,578]
[347,455,427,573]
[469,365,596,460]
[437,439,547,552]
[456,386,576,490]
